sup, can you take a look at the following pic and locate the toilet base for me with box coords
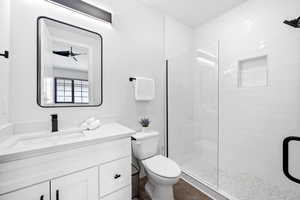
[145,179,174,200]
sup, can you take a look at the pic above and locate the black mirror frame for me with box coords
[37,16,103,108]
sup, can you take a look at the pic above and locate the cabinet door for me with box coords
[51,167,98,200]
[0,182,49,200]
[101,186,131,200]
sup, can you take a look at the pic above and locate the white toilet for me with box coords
[132,131,181,200]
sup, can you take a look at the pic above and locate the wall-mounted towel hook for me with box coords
[129,77,136,82]
[0,51,9,59]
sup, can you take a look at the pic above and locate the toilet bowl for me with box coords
[142,155,181,200]
[131,131,181,200]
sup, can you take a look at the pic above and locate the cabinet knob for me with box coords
[114,174,121,179]
[40,195,44,200]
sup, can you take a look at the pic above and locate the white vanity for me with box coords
[0,123,134,200]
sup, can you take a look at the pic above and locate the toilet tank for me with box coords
[131,131,160,160]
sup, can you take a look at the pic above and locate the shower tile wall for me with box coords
[195,0,300,199]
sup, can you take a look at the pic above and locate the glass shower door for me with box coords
[168,40,219,189]
[216,1,300,199]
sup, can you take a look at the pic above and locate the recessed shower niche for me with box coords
[238,55,268,88]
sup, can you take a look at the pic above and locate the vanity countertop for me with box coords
[0,123,135,163]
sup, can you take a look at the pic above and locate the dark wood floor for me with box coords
[138,178,212,200]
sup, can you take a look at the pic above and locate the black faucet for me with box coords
[51,114,58,132]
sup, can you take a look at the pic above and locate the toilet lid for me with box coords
[143,155,181,178]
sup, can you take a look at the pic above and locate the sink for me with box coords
[12,132,84,149]
[1,128,85,151]
[0,123,135,163]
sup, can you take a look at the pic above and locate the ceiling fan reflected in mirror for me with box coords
[283,17,300,28]
[52,47,86,62]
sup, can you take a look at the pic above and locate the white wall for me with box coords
[0,0,10,126]
[164,16,193,60]
[9,0,165,148]
[195,0,300,199]
[53,68,88,80]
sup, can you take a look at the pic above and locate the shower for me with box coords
[282,15,300,185]
[166,2,300,200]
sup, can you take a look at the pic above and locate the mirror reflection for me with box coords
[37,17,102,107]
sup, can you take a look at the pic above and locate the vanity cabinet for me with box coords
[101,186,131,200]
[51,167,98,200]
[0,167,99,200]
[0,138,132,200]
[0,182,49,200]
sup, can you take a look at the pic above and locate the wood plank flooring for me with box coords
[137,178,212,200]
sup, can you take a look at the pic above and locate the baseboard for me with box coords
[0,123,13,141]
[218,190,240,200]
[181,171,230,200]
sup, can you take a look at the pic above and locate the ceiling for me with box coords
[141,0,247,27]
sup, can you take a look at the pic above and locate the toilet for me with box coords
[132,131,181,200]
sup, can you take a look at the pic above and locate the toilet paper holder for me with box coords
[129,77,136,82]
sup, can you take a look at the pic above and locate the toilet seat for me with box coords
[142,155,181,178]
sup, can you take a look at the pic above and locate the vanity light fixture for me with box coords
[81,0,111,12]
[46,0,112,23]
